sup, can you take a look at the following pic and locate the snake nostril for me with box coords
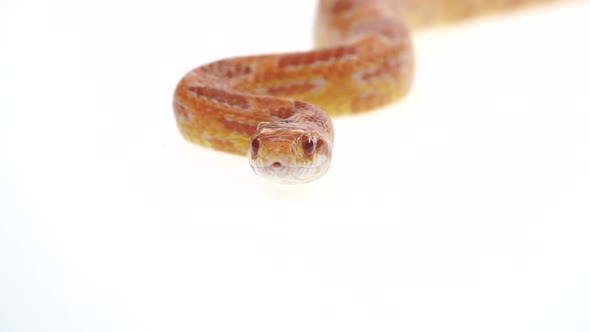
[272,162,282,168]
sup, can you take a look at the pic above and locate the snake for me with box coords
[173,0,555,183]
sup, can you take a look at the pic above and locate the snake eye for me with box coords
[302,135,315,156]
[250,138,260,155]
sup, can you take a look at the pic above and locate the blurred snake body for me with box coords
[173,0,554,183]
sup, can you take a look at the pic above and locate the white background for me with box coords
[1,0,589,331]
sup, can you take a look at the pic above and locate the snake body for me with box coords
[173,0,554,183]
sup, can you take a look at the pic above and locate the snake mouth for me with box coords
[251,156,331,184]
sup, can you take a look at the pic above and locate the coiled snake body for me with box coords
[173,0,554,183]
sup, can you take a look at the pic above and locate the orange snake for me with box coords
[173,0,555,183]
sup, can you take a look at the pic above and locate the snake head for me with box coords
[248,121,332,184]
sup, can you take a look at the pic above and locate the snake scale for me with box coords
[173,0,555,183]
